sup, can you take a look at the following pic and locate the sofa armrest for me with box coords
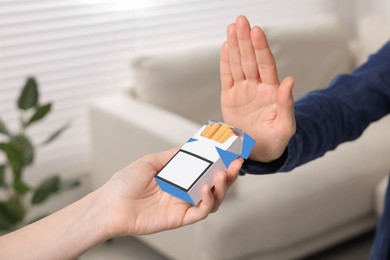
[89,93,201,189]
[375,175,389,217]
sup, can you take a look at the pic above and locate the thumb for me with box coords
[276,76,295,133]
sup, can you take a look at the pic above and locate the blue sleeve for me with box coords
[241,41,390,175]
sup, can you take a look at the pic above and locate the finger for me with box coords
[183,185,214,225]
[220,41,234,91]
[235,16,259,80]
[227,23,245,81]
[211,171,227,213]
[142,147,179,171]
[226,157,244,188]
[276,76,296,135]
[251,26,279,86]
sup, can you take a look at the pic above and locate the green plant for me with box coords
[0,77,80,233]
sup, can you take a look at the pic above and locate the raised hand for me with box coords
[220,15,296,162]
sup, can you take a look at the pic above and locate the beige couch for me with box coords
[89,14,390,260]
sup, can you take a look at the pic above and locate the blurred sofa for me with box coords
[89,14,390,260]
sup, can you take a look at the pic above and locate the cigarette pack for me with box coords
[155,120,255,205]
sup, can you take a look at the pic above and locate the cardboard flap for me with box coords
[216,147,239,168]
[240,132,256,159]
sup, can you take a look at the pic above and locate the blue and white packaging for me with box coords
[155,120,255,205]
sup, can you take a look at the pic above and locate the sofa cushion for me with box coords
[375,175,389,217]
[130,44,222,125]
[265,14,353,99]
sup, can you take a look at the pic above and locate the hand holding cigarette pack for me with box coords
[155,120,255,205]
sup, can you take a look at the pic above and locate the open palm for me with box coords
[220,16,295,162]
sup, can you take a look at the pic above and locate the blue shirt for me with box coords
[241,41,390,259]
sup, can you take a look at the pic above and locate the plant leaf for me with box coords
[0,198,25,231]
[13,179,31,195]
[17,77,39,110]
[25,103,52,127]
[59,178,80,192]
[31,176,60,205]
[0,118,10,136]
[0,202,17,231]
[9,135,34,166]
[41,123,70,146]
[0,143,24,180]
[0,165,5,188]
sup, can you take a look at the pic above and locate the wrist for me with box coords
[249,143,285,163]
[250,146,288,166]
[91,184,120,239]
[49,188,112,257]
[61,188,113,248]
[96,179,139,238]
[242,148,288,175]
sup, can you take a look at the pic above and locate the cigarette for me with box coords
[211,124,230,141]
[201,122,237,143]
[201,125,212,137]
[217,128,234,143]
[203,123,220,138]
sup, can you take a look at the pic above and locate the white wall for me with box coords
[337,0,390,37]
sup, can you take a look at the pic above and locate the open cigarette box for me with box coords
[155,120,255,205]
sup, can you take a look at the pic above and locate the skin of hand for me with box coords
[103,148,244,236]
[0,148,243,260]
[220,15,296,162]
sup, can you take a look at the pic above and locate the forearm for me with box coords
[241,41,390,175]
[0,188,112,260]
[284,41,390,171]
